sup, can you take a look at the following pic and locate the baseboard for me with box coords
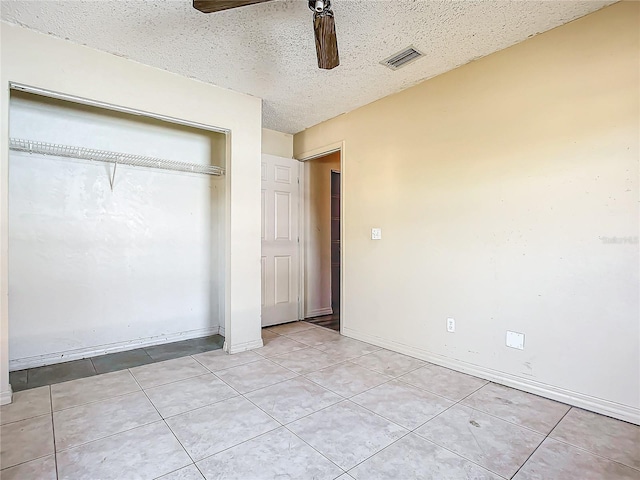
[227,338,264,354]
[305,307,333,318]
[0,386,13,406]
[9,326,222,371]
[219,325,226,337]
[343,327,640,426]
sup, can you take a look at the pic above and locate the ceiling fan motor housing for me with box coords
[309,0,331,13]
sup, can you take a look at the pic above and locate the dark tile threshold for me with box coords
[10,334,224,392]
[305,314,340,332]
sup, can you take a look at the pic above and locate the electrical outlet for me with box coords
[506,331,525,350]
[447,318,455,333]
[371,228,382,240]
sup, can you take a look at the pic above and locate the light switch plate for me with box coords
[506,331,525,350]
[371,228,382,240]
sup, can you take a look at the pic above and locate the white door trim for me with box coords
[296,141,345,335]
[297,160,306,321]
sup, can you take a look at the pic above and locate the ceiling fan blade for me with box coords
[313,12,339,70]
[193,0,274,14]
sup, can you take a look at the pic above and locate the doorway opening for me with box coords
[303,152,341,332]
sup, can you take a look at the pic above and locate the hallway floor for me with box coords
[306,313,340,332]
[1,321,638,479]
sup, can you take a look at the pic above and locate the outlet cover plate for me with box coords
[371,228,382,240]
[506,331,525,350]
[447,318,455,333]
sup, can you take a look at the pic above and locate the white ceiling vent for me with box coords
[381,46,424,71]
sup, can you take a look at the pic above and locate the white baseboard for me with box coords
[226,338,264,354]
[305,307,333,318]
[9,326,222,371]
[343,327,640,426]
[219,325,226,337]
[1,386,13,406]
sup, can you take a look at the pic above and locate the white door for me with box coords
[261,154,300,327]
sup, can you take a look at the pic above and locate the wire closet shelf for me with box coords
[8,138,225,176]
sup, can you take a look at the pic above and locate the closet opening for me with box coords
[7,88,228,388]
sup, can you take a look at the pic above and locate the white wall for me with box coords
[1,22,263,404]
[295,2,639,423]
[262,128,293,158]
[304,152,340,318]
[8,94,226,368]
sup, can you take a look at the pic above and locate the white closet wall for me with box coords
[8,93,226,368]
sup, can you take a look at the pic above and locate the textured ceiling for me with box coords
[1,0,614,133]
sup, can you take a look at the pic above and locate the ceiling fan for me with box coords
[193,0,340,70]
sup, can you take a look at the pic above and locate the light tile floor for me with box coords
[1,321,639,480]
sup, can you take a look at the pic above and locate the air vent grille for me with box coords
[381,46,424,70]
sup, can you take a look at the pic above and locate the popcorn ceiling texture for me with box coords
[1,0,614,134]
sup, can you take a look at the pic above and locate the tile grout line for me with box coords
[88,357,98,376]
[151,464,199,480]
[282,425,349,476]
[279,347,430,399]
[192,456,208,479]
[543,435,640,473]
[51,387,145,414]
[279,395,347,427]
[342,381,506,479]
[222,369,415,477]
[0,450,55,473]
[49,382,168,453]
[302,370,396,403]
[156,391,244,422]
[216,337,487,443]
[341,430,414,477]
[130,360,211,390]
[190,353,263,375]
[128,370,197,477]
[187,351,302,396]
[238,389,348,475]
[49,375,245,460]
[190,424,283,467]
[410,379,563,479]
[49,385,60,480]
[210,357,303,394]
[53,418,165,455]
[276,393,349,426]
[508,406,574,479]
[506,406,640,476]
[305,356,470,409]
[397,376,565,437]
[406,382,515,479]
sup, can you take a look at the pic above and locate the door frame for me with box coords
[296,141,345,335]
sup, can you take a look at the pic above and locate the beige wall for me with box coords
[262,128,293,158]
[294,2,639,423]
[1,22,264,403]
[305,152,340,317]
